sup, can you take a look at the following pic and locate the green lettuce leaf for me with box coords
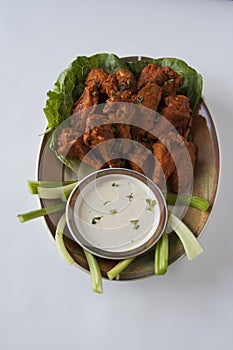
[126,57,203,110]
[43,53,128,132]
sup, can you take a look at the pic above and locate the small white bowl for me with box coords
[66,168,168,259]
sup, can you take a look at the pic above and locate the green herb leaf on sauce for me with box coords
[91,216,103,224]
[130,219,140,230]
[112,183,119,187]
[109,209,118,214]
[126,193,134,202]
[146,198,157,211]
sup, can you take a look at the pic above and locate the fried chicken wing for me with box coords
[161,95,192,137]
[169,140,196,193]
[137,63,160,89]
[103,90,135,118]
[103,90,136,155]
[131,82,162,140]
[71,87,99,131]
[137,64,182,96]
[83,114,122,168]
[57,127,80,157]
[161,66,183,96]
[152,142,176,190]
[129,143,154,176]
[102,73,118,98]
[56,127,103,170]
[153,132,196,192]
[115,69,137,92]
[85,68,109,95]
[103,69,137,97]
[136,81,162,112]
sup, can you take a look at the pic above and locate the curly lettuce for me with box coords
[43,53,128,132]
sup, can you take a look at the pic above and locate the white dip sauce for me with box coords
[73,174,161,253]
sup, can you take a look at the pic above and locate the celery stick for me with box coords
[155,233,169,275]
[27,180,78,194]
[169,213,203,260]
[37,182,78,201]
[17,203,66,223]
[83,250,103,294]
[55,214,74,265]
[107,257,136,280]
[165,193,209,212]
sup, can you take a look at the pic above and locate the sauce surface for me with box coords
[73,174,161,253]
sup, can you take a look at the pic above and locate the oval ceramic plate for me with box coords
[37,56,220,280]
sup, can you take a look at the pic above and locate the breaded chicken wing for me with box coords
[85,68,109,95]
[137,63,182,96]
[169,140,196,193]
[161,95,192,137]
[71,87,99,131]
[152,142,176,190]
[56,127,103,170]
[103,69,137,97]
[83,114,122,168]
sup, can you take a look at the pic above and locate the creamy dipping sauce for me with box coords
[70,173,162,254]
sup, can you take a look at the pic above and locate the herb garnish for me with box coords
[130,219,140,230]
[126,193,134,202]
[164,78,174,86]
[112,125,119,134]
[127,79,131,87]
[112,183,119,187]
[109,209,118,214]
[91,216,103,224]
[92,91,97,97]
[146,198,157,211]
[137,96,144,103]
[103,201,111,206]
[188,133,193,142]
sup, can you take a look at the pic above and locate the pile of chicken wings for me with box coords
[57,63,196,193]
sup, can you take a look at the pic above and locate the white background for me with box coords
[1,0,233,349]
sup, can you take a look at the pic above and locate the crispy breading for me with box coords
[103,90,136,155]
[103,69,137,98]
[71,87,99,131]
[152,142,175,190]
[169,141,196,193]
[135,81,162,112]
[161,95,192,136]
[129,143,154,176]
[85,68,109,95]
[137,63,182,95]
[57,127,103,170]
[83,114,122,168]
